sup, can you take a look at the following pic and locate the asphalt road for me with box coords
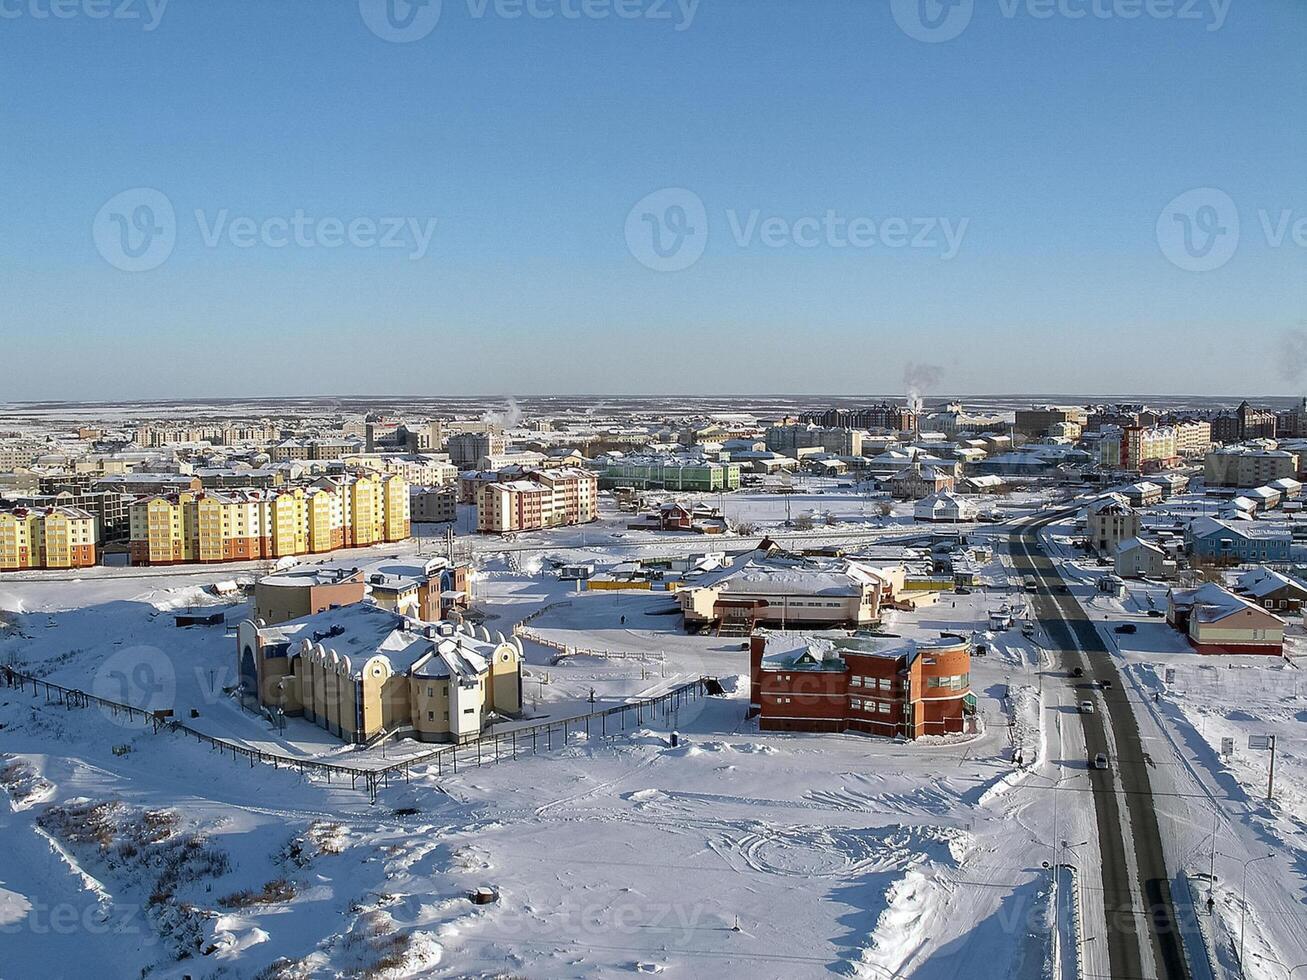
[1010,516,1190,980]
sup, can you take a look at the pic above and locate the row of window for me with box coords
[926,673,969,691]
[849,698,893,714]
[850,676,896,691]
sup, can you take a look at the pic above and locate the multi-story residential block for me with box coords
[1185,516,1292,567]
[1098,425,1179,472]
[1013,406,1087,438]
[748,632,973,738]
[1210,401,1277,443]
[237,604,522,744]
[1085,496,1141,554]
[476,468,598,533]
[764,424,863,458]
[9,488,132,543]
[801,404,918,433]
[446,432,507,468]
[1203,446,1297,487]
[0,442,45,470]
[1172,419,1212,457]
[128,474,410,565]
[411,487,458,523]
[597,455,741,492]
[0,505,97,571]
[341,453,457,487]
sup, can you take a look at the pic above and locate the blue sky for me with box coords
[1,0,1302,400]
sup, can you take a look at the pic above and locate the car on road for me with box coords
[1099,678,1113,689]
[1079,700,1094,714]
[1055,584,1069,593]
[1072,666,1084,678]
[1113,624,1137,634]
[1146,609,1164,618]
[1093,752,1109,770]
[955,587,972,595]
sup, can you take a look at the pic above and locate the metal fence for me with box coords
[3,668,709,803]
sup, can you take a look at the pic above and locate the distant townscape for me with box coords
[3,393,1306,979]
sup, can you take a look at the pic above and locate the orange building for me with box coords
[0,506,98,571]
[128,474,410,566]
[749,631,973,739]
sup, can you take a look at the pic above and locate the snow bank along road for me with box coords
[1011,513,1189,980]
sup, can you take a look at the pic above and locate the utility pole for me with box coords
[1267,735,1277,801]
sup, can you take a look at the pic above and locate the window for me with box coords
[850,697,862,711]
[427,711,434,721]
[878,702,890,714]
[850,676,863,687]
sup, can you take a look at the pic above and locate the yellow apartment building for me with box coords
[129,474,410,566]
[0,506,98,571]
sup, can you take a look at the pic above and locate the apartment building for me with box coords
[0,506,97,571]
[411,487,458,523]
[597,455,741,492]
[1210,401,1277,443]
[1185,516,1292,567]
[8,488,131,543]
[476,468,598,533]
[1172,419,1213,457]
[765,424,863,458]
[1085,497,1141,554]
[1203,446,1297,488]
[342,453,457,486]
[128,473,410,565]
[1098,425,1178,472]
[446,432,507,468]
[749,632,973,738]
[237,604,522,744]
[1014,406,1087,438]
[0,442,46,470]
[800,404,919,434]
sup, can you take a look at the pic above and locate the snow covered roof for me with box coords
[1231,567,1307,599]
[1116,536,1163,556]
[1170,583,1284,625]
[255,603,503,679]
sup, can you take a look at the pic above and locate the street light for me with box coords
[1239,853,1276,974]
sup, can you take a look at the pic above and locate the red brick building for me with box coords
[749,631,973,739]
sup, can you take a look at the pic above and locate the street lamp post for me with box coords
[1239,853,1276,975]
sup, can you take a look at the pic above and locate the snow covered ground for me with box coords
[0,550,1072,978]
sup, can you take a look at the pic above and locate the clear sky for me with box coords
[1,0,1303,400]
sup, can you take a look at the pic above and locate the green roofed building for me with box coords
[598,457,741,492]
